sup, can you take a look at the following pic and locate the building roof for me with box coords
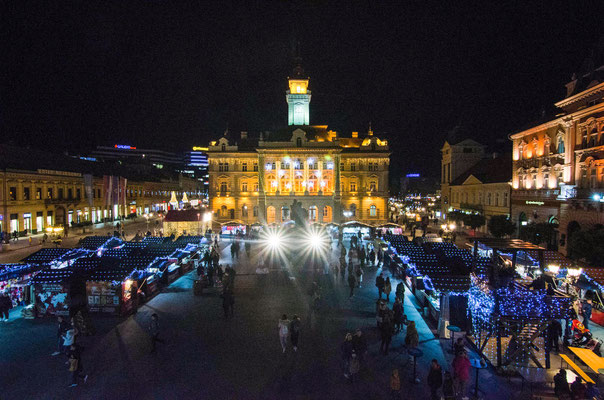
[450,155,512,186]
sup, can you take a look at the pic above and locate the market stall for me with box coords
[86,270,138,316]
[221,220,247,236]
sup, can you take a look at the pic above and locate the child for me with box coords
[390,368,401,398]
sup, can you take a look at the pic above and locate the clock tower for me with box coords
[286,61,311,125]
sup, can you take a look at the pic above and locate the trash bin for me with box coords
[193,280,204,296]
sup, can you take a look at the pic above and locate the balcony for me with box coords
[512,189,560,200]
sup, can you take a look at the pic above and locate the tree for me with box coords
[520,222,557,248]
[567,226,604,268]
[488,215,516,238]
[447,211,465,223]
[463,213,486,232]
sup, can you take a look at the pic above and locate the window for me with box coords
[23,187,30,200]
[220,182,228,193]
[36,188,42,200]
[503,192,508,207]
[487,193,492,206]
[221,144,226,151]
[253,206,258,217]
[242,162,248,172]
[350,204,357,217]
[351,162,356,171]
[242,182,248,192]
[76,188,81,199]
[369,182,377,192]
[340,163,344,171]
[253,163,258,172]
[224,162,229,172]
[296,85,301,93]
[254,183,259,192]
[370,205,377,217]
[495,193,500,206]
[297,137,302,147]
[9,187,16,201]
[242,205,248,217]
[68,188,73,199]
[48,188,53,199]
[350,182,357,192]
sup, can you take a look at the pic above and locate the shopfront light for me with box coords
[568,268,582,278]
[547,264,560,275]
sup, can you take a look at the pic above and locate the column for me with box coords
[258,153,266,223]
[333,153,342,223]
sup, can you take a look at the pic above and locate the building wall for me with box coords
[0,169,203,235]
[509,80,604,253]
[449,181,511,233]
[208,134,390,225]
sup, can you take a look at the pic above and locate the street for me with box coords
[1,238,517,400]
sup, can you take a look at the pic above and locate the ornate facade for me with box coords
[510,63,604,252]
[208,68,390,226]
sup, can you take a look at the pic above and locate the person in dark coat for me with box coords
[392,297,405,333]
[570,376,586,399]
[0,291,12,321]
[352,328,367,363]
[375,273,385,300]
[548,319,563,352]
[427,359,443,400]
[582,299,593,330]
[379,311,395,355]
[222,291,234,318]
[554,369,571,397]
[290,315,301,352]
[341,333,354,378]
[53,316,70,356]
[347,274,357,297]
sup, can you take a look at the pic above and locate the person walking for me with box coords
[0,291,12,322]
[376,273,385,300]
[368,248,375,267]
[149,313,165,353]
[452,350,471,398]
[427,359,443,400]
[348,273,357,297]
[62,325,77,354]
[548,319,563,352]
[582,299,593,330]
[52,316,70,356]
[349,350,360,383]
[390,368,401,399]
[352,328,367,364]
[278,314,290,353]
[395,281,405,302]
[380,311,395,355]
[392,297,405,334]
[290,315,301,352]
[405,321,419,350]
[384,277,392,302]
[222,291,234,318]
[67,349,87,387]
[442,371,456,400]
[341,333,353,378]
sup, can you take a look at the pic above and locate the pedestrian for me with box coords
[62,324,77,353]
[384,277,392,302]
[245,240,251,258]
[290,315,301,352]
[278,314,290,353]
[369,248,375,267]
[52,316,70,356]
[207,265,214,287]
[340,259,346,280]
[149,313,165,353]
[216,264,224,283]
[0,291,12,321]
[452,350,471,398]
[377,248,383,267]
[380,311,394,355]
[392,297,405,333]
[349,350,360,383]
[554,369,571,397]
[427,359,443,400]
[348,273,357,297]
[359,246,366,269]
[548,319,562,352]
[376,273,385,299]
[355,265,363,287]
[571,376,586,399]
[390,368,401,399]
[67,350,87,387]
[341,333,353,378]
[395,281,405,302]
[405,321,419,350]
[352,328,367,363]
[453,337,465,356]
[582,299,593,330]
[222,291,234,318]
[442,371,455,400]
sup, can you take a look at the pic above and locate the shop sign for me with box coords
[525,201,545,206]
[86,281,119,314]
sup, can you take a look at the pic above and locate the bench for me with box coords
[560,354,595,384]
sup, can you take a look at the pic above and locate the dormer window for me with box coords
[221,144,226,151]
[297,137,302,147]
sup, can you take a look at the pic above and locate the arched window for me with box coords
[370,205,377,217]
[350,204,357,217]
[220,205,227,217]
[557,136,565,154]
[308,206,318,222]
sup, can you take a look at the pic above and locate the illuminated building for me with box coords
[207,64,390,225]
[0,145,202,235]
[509,61,604,252]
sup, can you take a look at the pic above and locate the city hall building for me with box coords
[207,65,390,226]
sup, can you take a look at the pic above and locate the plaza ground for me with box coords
[1,236,536,399]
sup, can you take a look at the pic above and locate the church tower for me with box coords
[286,60,311,125]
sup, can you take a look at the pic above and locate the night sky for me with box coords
[3,2,603,180]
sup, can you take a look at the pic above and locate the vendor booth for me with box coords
[221,220,247,236]
[341,221,373,242]
[376,223,404,236]
[86,270,138,316]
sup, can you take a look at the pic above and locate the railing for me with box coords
[512,189,560,199]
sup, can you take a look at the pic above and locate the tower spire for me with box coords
[286,48,311,125]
